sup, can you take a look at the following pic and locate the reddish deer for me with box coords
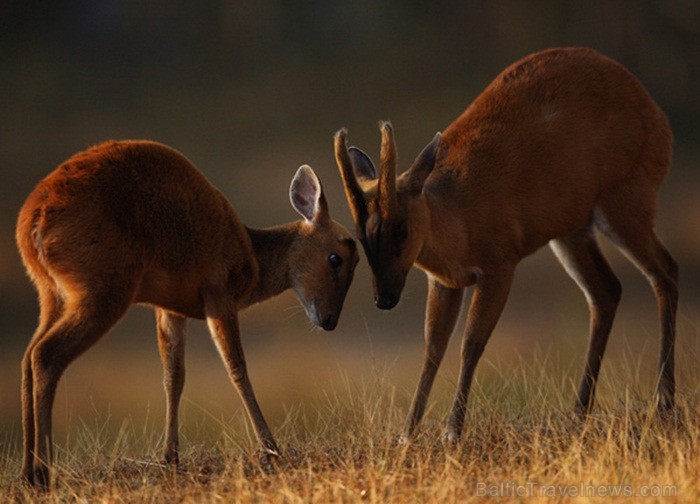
[335,47,677,442]
[16,140,359,488]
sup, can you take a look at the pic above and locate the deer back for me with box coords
[16,140,257,317]
[432,47,672,258]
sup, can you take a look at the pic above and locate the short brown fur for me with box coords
[17,140,359,488]
[335,47,678,442]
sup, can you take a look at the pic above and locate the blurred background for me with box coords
[1,1,698,445]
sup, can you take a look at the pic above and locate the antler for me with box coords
[379,121,398,219]
[334,128,367,225]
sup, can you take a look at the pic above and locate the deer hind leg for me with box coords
[596,190,679,411]
[402,277,464,441]
[550,226,622,414]
[156,309,187,464]
[21,284,64,484]
[29,284,133,489]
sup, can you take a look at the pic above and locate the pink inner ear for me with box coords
[291,167,320,221]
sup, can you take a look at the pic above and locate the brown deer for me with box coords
[16,140,359,488]
[335,47,677,443]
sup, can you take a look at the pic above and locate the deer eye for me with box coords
[328,253,343,269]
[393,221,408,242]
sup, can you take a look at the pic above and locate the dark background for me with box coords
[1,1,698,436]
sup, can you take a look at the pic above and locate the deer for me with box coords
[334,47,678,443]
[16,140,359,489]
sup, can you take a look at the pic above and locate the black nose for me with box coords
[375,294,398,310]
[321,315,337,331]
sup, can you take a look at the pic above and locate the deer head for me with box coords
[288,165,359,328]
[335,123,441,309]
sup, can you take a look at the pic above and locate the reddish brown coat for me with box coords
[17,140,358,488]
[336,47,677,443]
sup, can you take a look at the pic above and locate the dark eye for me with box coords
[328,253,343,268]
[393,221,408,242]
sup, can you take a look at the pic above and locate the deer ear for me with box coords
[290,165,329,223]
[405,132,441,194]
[348,147,377,181]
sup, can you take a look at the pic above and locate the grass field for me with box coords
[1,329,698,503]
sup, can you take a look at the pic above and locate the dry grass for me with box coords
[1,344,698,503]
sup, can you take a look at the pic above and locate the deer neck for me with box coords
[416,189,476,287]
[244,223,300,306]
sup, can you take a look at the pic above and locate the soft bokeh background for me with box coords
[1,1,698,447]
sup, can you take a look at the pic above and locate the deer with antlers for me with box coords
[17,140,359,488]
[335,47,677,442]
